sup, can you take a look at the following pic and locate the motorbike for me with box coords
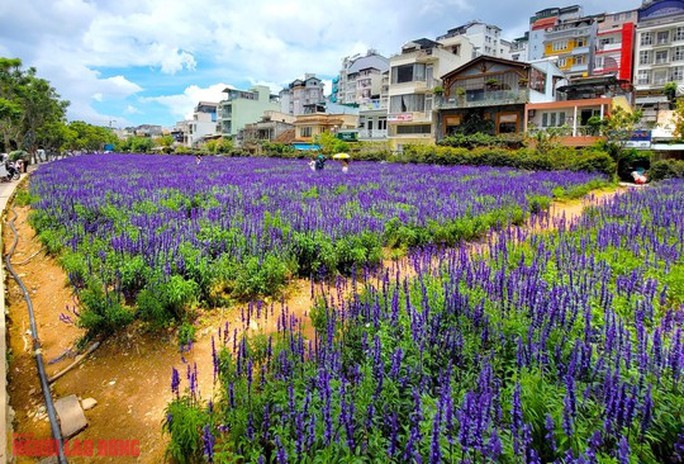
[0,161,21,182]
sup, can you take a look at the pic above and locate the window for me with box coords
[552,40,567,51]
[576,37,586,47]
[391,64,426,84]
[595,56,604,69]
[657,30,670,45]
[558,58,567,68]
[300,126,313,137]
[575,55,587,65]
[599,37,615,46]
[541,111,566,127]
[639,50,652,65]
[676,27,684,41]
[656,50,669,65]
[637,70,651,85]
[389,94,426,113]
[396,124,431,135]
[498,113,518,134]
[654,70,669,85]
[641,32,653,46]
[378,118,387,130]
[672,67,684,81]
[674,47,684,61]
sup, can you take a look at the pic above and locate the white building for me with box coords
[280,74,326,116]
[335,50,390,105]
[386,36,475,150]
[174,102,218,147]
[437,21,511,59]
[633,0,684,123]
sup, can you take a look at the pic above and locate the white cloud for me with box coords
[125,105,141,114]
[1,0,642,125]
[142,82,231,120]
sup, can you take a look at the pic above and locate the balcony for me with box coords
[571,46,590,55]
[597,42,622,53]
[436,89,529,110]
[358,129,388,140]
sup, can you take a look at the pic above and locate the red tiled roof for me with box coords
[531,16,557,30]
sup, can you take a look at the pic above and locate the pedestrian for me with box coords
[16,158,24,174]
[341,159,349,173]
[308,158,316,171]
[315,154,326,171]
[195,154,201,165]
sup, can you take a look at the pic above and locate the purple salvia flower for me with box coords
[171,367,180,398]
[202,424,215,463]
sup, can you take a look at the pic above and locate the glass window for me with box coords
[656,50,669,64]
[392,64,414,84]
[396,124,431,135]
[676,27,684,41]
[672,67,684,81]
[637,70,651,85]
[657,30,670,45]
[639,50,652,65]
[389,94,426,113]
[641,32,653,46]
[674,47,684,61]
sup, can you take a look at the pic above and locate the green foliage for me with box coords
[77,280,133,337]
[64,120,118,152]
[617,149,651,182]
[439,132,525,149]
[136,275,199,328]
[649,159,684,181]
[232,253,295,300]
[163,397,209,464]
[314,131,350,155]
[177,322,196,348]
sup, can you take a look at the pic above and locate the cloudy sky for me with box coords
[1,0,641,128]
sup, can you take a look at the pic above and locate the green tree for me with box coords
[0,57,69,160]
[673,98,684,141]
[64,121,117,152]
[314,131,349,155]
[664,81,678,110]
[602,105,642,177]
[154,134,175,153]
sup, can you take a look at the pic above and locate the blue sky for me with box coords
[0,0,641,129]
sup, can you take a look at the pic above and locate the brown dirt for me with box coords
[4,185,628,463]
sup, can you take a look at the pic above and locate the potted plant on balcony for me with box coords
[455,87,466,104]
[432,85,444,96]
[485,78,501,91]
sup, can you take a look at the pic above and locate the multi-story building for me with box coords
[436,56,565,138]
[509,34,530,62]
[335,50,390,105]
[292,102,358,143]
[542,14,598,78]
[528,5,584,61]
[594,10,637,81]
[387,36,474,150]
[437,21,509,58]
[279,74,325,116]
[358,70,389,142]
[239,111,296,147]
[173,102,219,147]
[633,0,684,123]
[218,86,279,137]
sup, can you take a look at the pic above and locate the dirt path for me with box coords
[4,186,626,463]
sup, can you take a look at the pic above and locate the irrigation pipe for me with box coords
[4,208,68,464]
[48,341,100,384]
[12,245,46,265]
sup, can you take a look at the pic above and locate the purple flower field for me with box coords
[28,154,606,332]
[166,180,684,463]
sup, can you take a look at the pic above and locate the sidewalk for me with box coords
[0,170,34,463]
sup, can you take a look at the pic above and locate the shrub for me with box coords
[617,149,651,181]
[649,159,684,181]
[78,280,134,337]
[163,397,209,464]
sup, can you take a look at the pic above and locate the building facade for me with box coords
[387,37,474,150]
[528,5,584,61]
[218,86,279,137]
[437,21,509,59]
[335,51,390,105]
[358,71,390,142]
[633,0,684,123]
[280,75,326,116]
[436,56,565,139]
[542,14,598,78]
[594,10,637,81]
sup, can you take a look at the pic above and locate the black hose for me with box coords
[4,208,68,464]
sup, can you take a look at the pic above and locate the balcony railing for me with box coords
[437,89,529,109]
[358,129,388,139]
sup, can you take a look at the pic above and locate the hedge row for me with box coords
[650,158,684,181]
